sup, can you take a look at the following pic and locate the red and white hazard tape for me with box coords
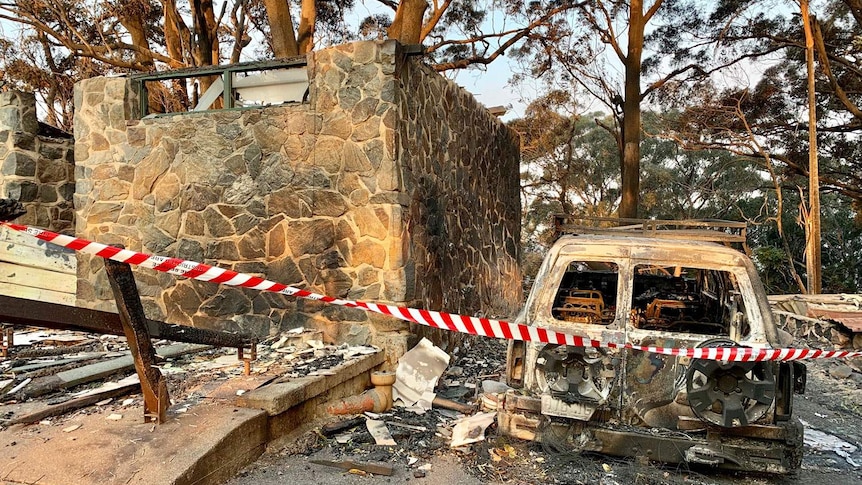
[4,221,861,362]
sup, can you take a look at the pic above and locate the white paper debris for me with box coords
[307,339,325,349]
[366,418,396,446]
[450,412,496,448]
[95,398,113,406]
[393,338,450,410]
[270,336,289,349]
[122,398,135,406]
[106,413,123,421]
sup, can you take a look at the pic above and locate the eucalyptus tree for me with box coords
[0,0,583,129]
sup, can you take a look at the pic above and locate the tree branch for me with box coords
[430,3,580,71]
[812,18,862,120]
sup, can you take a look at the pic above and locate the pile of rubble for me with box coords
[771,294,862,349]
[0,326,378,429]
[236,335,530,481]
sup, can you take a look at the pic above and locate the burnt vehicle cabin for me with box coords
[504,217,806,474]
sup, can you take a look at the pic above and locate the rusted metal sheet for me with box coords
[105,258,169,424]
[807,308,862,332]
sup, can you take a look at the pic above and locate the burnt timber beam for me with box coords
[0,294,256,349]
[105,257,168,423]
[0,198,26,222]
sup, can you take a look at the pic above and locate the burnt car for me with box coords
[503,217,805,474]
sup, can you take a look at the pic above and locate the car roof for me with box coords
[551,234,750,266]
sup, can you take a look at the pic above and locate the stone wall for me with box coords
[396,61,522,349]
[73,40,520,364]
[0,92,75,233]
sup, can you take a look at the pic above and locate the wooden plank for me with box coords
[0,226,47,250]
[0,282,75,305]
[7,380,141,425]
[8,353,107,373]
[309,459,394,476]
[0,261,76,293]
[0,243,76,274]
[22,344,209,398]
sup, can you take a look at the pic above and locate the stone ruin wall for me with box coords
[0,92,75,233]
[396,61,522,349]
[73,40,521,364]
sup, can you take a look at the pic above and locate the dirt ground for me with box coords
[228,339,862,485]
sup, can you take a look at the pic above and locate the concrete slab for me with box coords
[236,351,384,415]
[0,403,267,485]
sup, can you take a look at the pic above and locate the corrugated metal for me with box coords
[807,308,862,332]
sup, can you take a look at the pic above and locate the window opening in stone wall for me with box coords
[134,57,308,117]
[630,265,749,337]
[142,77,218,114]
[230,68,308,107]
[552,261,618,325]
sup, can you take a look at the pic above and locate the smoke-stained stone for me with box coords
[38,185,58,203]
[11,132,36,151]
[267,256,304,285]
[238,228,266,259]
[308,189,347,217]
[202,206,235,238]
[142,226,174,254]
[285,219,334,256]
[206,240,240,260]
[164,283,200,326]
[268,187,312,218]
[233,261,269,275]
[232,314,272,336]
[321,268,353,298]
[177,239,205,262]
[232,213,259,235]
[323,305,368,323]
[200,288,252,317]
[182,211,206,236]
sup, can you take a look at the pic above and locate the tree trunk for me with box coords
[264,0,299,57]
[388,0,428,44]
[190,0,217,66]
[117,0,155,70]
[619,0,645,219]
[801,1,822,294]
[297,0,316,54]
[203,0,220,65]
[161,0,186,63]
